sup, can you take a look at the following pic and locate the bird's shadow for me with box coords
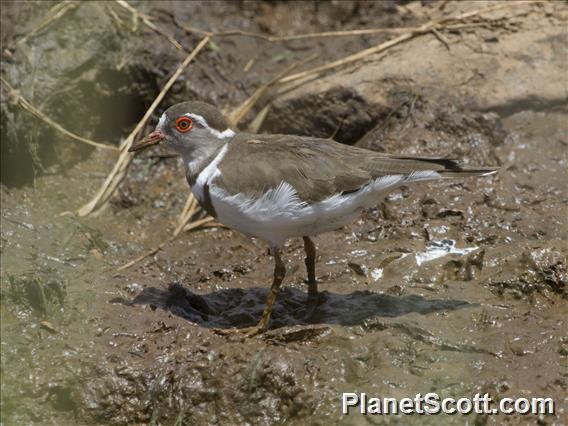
[111,283,473,330]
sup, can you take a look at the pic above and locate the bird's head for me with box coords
[128,101,235,158]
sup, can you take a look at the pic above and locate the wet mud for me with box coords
[1,1,567,425]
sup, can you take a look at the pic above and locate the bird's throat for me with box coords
[184,140,227,187]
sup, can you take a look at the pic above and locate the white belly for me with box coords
[208,176,410,248]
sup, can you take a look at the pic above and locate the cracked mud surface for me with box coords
[1,1,567,425]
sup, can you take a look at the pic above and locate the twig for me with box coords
[114,0,186,53]
[185,25,429,42]
[243,58,255,73]
[1,76,117,151]
[277,1,537,85]
[117,242,166,271]
[267,27,417,41]
[248,104,270,133]
[182,216,215,233]
[175,195,198,233]
[77,35,211,217]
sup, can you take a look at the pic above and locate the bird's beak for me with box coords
[128,131,165,152]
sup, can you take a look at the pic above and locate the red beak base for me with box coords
[128,131,165,152]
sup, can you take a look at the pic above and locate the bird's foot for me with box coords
[212,325,265,338]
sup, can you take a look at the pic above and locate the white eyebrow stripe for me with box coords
[185,113,235,139]
[157,113,167,129]
[185,113,208,127]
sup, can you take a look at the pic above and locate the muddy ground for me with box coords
[1,1,567,425]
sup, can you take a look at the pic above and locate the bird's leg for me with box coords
[214,248,286,337]
[254,248,286,334]
[302,236,318,319]
[303,236,317,294]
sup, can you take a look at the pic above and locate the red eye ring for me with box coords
[175,117,193,133]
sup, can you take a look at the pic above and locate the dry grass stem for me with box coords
[77,35,211,217]
[117,242,166,271]
[182,216,216,233]
[243,58,255,72]
[176,194,198,228]
[1,76,117,151]
[248,104,270,133]
[174,195,199,237]
[185,25,431,42]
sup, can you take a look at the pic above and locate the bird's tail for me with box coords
[383,155,499,179]
[439,167,498,178]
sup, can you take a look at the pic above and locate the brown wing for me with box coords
[216,134,374,202]
[215,133,497,202]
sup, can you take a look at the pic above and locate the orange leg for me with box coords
[303,236,319,318]
[214,247,286,337]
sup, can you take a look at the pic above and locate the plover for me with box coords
[129,101,497,336]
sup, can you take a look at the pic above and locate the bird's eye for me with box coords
[175,117,193,133]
